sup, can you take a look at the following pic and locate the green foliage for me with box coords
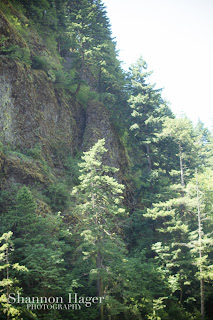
[0,142,3,153]
[0,2,12,16]
[26,143,42,160]
[76,84,98,106]
[31,54,48,70]
[71,139,129,317]
[0,231,29,320]
[46,182,69,211]
[14,186,37,237]
[31,54,60,72]
[64,155,80,186]
[0,36,9,45]
[1,1,213,319]
[15,0,58,29]
[127,57,176,206]
[0,44,31,65]
[0,186,70,319]
[53,69,73,88]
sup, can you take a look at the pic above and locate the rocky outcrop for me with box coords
[83,100,129,171]
[0,7,131,200]
[0,57,86,164]
[0,9,27,49]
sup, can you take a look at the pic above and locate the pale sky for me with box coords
[103,0,213,129]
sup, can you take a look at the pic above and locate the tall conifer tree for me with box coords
[71,139,127,319]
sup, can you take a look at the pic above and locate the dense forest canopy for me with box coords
[0,0,213,319]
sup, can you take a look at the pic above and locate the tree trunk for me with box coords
[98,67,102,94]
[58,38,60,53]
[179,273,183,304]
[96,251,104,320]
[196,168,204,320]
[146,144,152,172]
[74,50,85,98]
[200,279,204,320]
[93,189,104,320]
[179,142,185,217]
[74,82,81,98]
[179,143,184,187]
[6,244,9,320]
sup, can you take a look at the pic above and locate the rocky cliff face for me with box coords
[0,54,127,173]
[83,100,129,179]
[0,8,129,187]
[0,57,85,160]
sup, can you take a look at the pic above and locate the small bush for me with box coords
[0,142,3,153]
[76,84,98,107]
[27,143,42,160]
[31,55,50,70]
[31,54,61,75]
[0,43,31,66]
[64,156,80,186]
[45,183,69,211]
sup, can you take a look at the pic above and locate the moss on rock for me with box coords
[5,154,50,185]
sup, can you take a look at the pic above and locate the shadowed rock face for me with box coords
[82,100,135,206]
[0,9,27,49]
[0,57,126,172]
[0,57,86,161]
[0,8,85,163]
[0,6,135,212]
[0,62,127,170]
[0,8,131,199]
[83,100,128,172]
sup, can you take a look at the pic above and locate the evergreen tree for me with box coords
[128,57,162,171]
[64,0,114,95]
[0,186,67,307]
[71,139,127,319]
[2,1,213,319]
[0,231,28,320]
[127,57,174,206]
[187,168,213,320]
[160,116,199,186]
[143,122,213,318]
